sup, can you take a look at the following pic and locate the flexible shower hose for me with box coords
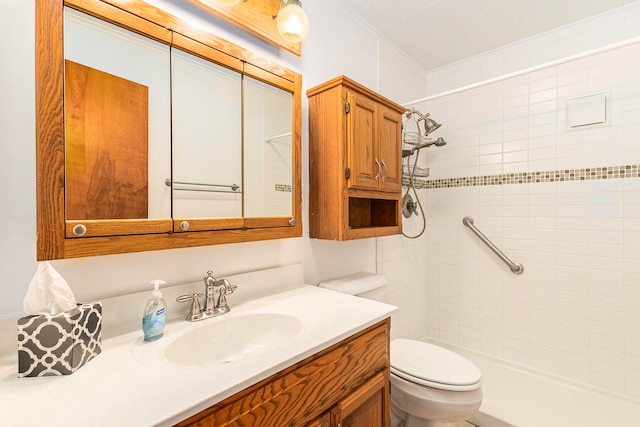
[402,147,426,239]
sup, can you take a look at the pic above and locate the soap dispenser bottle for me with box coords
[142,280,167,342]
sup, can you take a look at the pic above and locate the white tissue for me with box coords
[23,262,77,315]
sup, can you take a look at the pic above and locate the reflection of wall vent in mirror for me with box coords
[65,60,149,220]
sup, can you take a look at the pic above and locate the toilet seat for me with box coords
[391,339,482,392]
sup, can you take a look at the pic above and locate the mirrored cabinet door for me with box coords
[242,64,300,230]
[63,7,172,238]
[170,47,243,232]
[243,75,293,218]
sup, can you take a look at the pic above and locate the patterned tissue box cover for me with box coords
[17,302,102,377]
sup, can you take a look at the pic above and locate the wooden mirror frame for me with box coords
[36,0,302,260]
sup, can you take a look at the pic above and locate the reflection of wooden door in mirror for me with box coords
[65,60,149,220]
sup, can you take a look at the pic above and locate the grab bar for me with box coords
[165,179,241,194]
[463,216,524,274]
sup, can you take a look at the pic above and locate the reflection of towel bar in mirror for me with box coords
[164,179,241,194]
[265,132,292,143]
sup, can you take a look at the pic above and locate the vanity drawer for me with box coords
[176,318,390,427]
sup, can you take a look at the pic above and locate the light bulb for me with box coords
[276,1,309,42]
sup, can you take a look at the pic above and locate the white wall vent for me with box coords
[566,92,608,129]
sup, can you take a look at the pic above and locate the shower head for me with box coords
[421,117,441,136]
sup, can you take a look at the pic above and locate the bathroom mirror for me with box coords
[243,75,293,218]
[64,8,172,225]
[170,47,243,221]
[36,0,302,260]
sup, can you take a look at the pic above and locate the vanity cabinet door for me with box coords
[306,412,331,427]
[332,372,389,427]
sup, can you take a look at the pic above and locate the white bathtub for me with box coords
[426,340,640,427]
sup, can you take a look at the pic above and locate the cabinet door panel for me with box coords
[378,106,402,193]
[171,48,243,219]
[64,7,171,225]
[306,412,331,427]
[347,92,379,191]
[334,372,389,427]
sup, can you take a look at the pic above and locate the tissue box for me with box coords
[17,302,102,377]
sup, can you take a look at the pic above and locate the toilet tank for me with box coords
[318,272,387,302]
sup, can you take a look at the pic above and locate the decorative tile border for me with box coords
[275,183,292,192]
[403,165,640,189]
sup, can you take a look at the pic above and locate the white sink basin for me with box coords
[133,313,302,368]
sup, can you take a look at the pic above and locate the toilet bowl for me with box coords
[318,272,483,427]
[390,338,482,427]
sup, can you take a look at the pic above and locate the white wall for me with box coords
[0,0,424,340]
[0,0,36,318]
[377,2,640,401]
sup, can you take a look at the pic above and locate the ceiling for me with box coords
[342,0,637,71]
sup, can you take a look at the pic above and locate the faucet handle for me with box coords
[177,292,204,321]
[215,280,236,311]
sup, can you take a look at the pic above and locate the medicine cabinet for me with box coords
[307,76,404,240]
[36,0,302,260]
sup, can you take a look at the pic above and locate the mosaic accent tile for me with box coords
[275,184,292,192]
[402,165,640,189]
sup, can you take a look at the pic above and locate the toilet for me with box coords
[318,272,482,427]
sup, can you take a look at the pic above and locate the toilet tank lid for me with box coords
[318,272,387,295]
[391,339,482,388]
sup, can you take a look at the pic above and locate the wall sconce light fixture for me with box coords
[274,0,309,42]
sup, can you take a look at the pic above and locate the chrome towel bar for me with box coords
[463,216,524,275]
[165,179,241,194]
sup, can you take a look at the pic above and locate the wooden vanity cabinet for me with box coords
[307,76,405,241]
[176,319,391,427]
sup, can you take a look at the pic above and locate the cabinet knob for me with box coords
[288,218,296,226]
[180,221,190,231]
[72,224,87,236]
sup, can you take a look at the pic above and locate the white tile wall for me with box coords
[377,3,640,402]
[401,177,640,400]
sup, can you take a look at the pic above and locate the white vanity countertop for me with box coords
[0,279,396,426]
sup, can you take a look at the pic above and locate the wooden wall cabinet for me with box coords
[307,76,405,241]
[176,319,391,427]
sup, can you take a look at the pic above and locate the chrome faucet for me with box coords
[177,270,237,322]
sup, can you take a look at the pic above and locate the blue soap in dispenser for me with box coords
[142,279,167,342]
